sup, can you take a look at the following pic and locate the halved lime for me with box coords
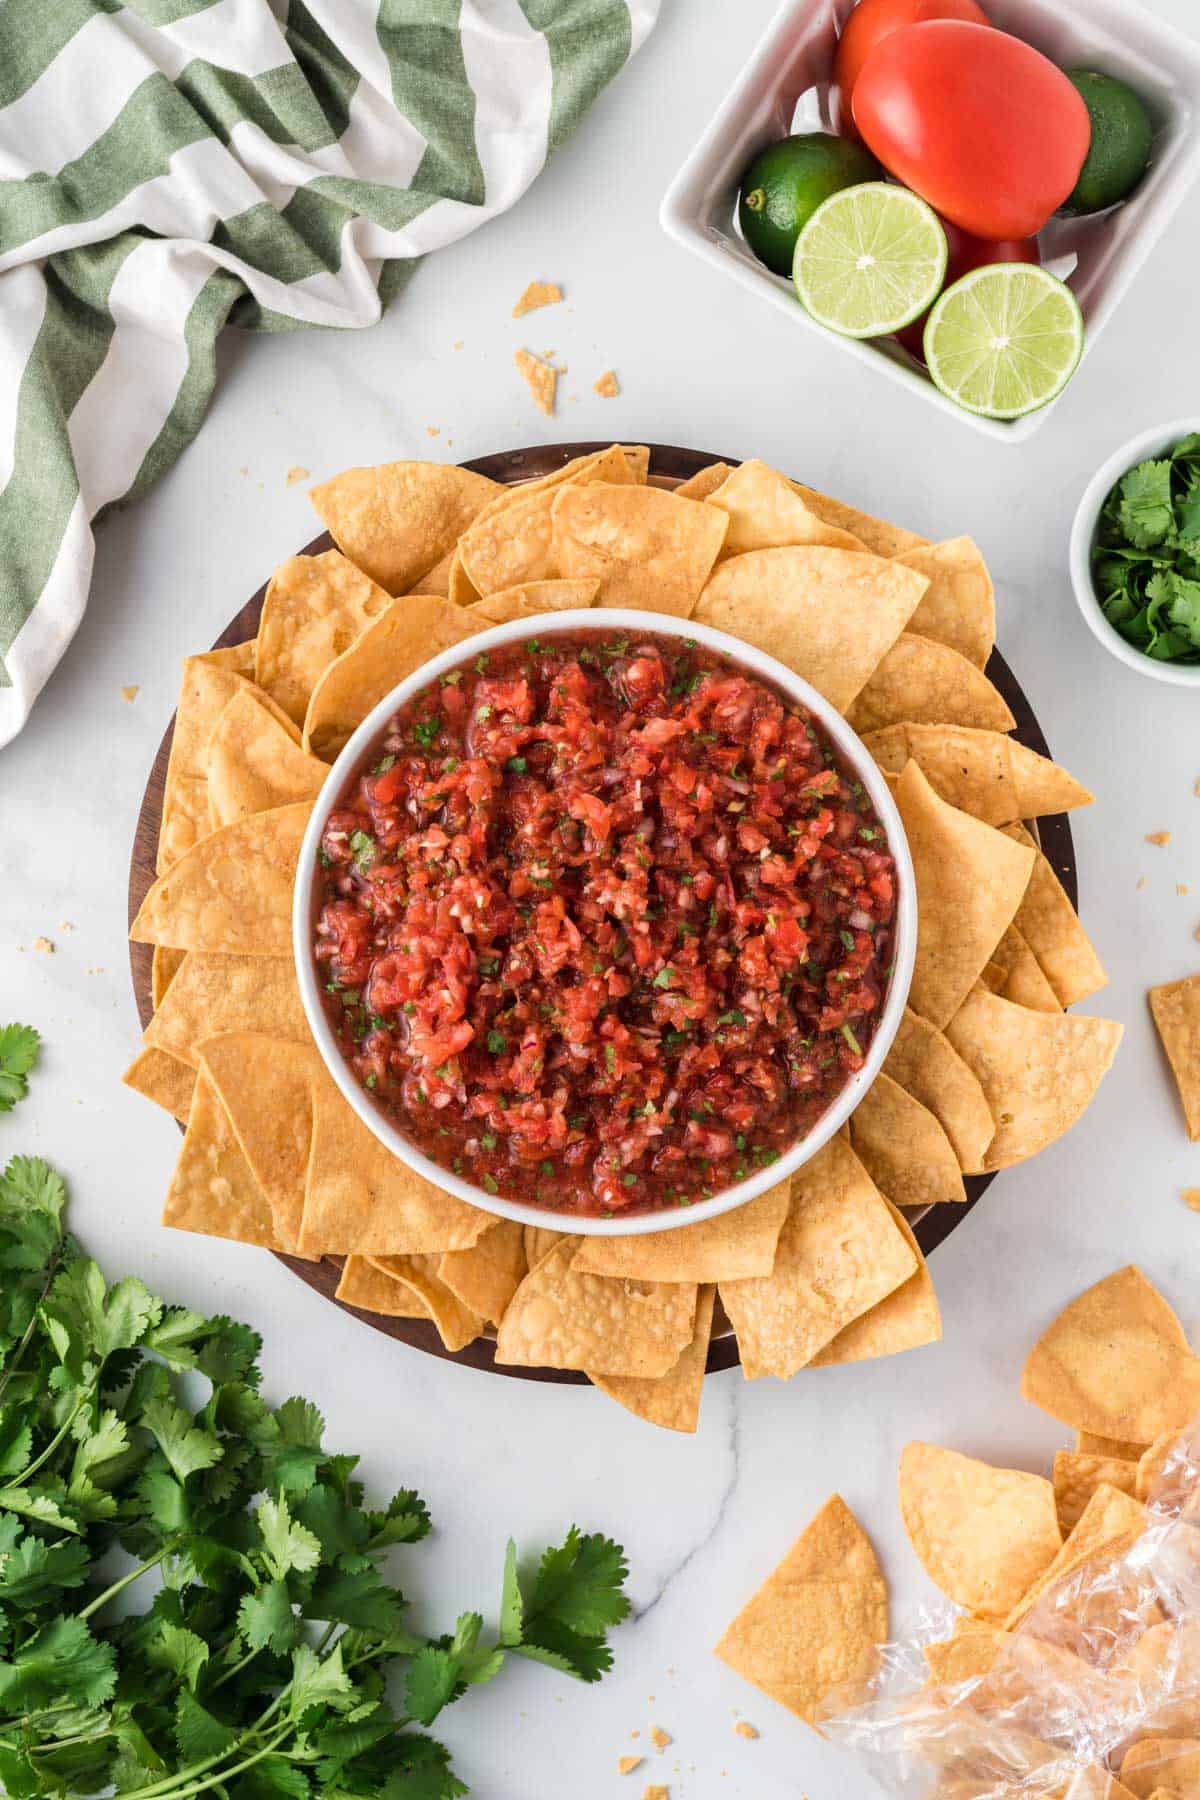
[923,264,1085,419]
[792,183,947,339]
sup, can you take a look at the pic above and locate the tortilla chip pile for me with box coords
[717,1268,1200,1793]
[126,446,1121,1429]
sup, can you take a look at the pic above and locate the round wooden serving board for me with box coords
[128,441,1077,1385]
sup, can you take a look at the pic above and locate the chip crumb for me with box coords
[1180,883,1191,896]
[650,1726,672,1750]
[1194,778,1200,796]
[515,348,558,416]
[58,920,74,931]
[426,426,440,437]
[642,1787,668,1800]
[1147,831,1172,846]
[1137,876,1147,890]
[512,280,562,318]
[120,684,140,703]
[237,465,248,476]
[618,1756,643,1775]
[1183,1189,1200,1211]
[734,1720,759,1739]
[32,936,54,954]
[285,466,309,486]
[594,369,620,399]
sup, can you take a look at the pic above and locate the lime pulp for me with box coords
[923,264,1085,420]
[792,183,947,339]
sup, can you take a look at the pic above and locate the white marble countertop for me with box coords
[5,2,1200,1793]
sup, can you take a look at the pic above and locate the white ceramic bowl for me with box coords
[1069,415,1200,687]
[294,609,916,1236]
[660,0,1200,443]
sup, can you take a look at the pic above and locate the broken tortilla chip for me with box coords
[593,369,620,399]
[515,347,558,415]
[695,546,927,711]
[121,1046,196,1124]
[1053,1451,1139,1533]
[945,986,1123,1172]
[512,280,562,317]
[437,1222,525,1325]
[706,459,866,556]
[144,953,307,1069]
[811,1200,941,1365]
[207,687,328,827]
[719,1135,916,1380]
[1149,974,1200,1140]
[846,632,1016,735]
[899,1441,1063,1620]
[163,1072,277,1249]
[849,1071,967,1208]
[866,724,1093,825]
[589,1286,716,1434]
[495,1238,697,1376]
[255,550,393,726]
[130,802,311,955]
[1002,824,1108,1007]
[553,483,728,616]
[309,459,499,595]
[301,593,477,758]
[882,1008,995,1172]
[896,760,1035,1032]
[715,1494,888,1724]
[895,537,995,669]
[572,1180,790,1283]
[197,1034,317,1253]
[1021,1266,1200,1443]
[923,1618,1008,1686]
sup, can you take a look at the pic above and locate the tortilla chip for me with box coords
[1002,824,1108,1007]
[882,1008,995,1171]
[719,1135,916,1380]
[1149,974,1200,1140]
[513,280,562,317]
[676,462,731,502]
[163,1072,277,1248]
[459,486,564,594]
[791,483,927,559]
[1004,1482,1148,1630]
[989,924,1063,1013]
[1021,1266,1200,1442]
[896,760,1035,1031]
[495,1238,697,1376]
[207,639,257,676]
[301,593,477,757]
[437,1222,525,1325]
[811,1200,941,1365]
[895,538,995,668]
[197,1034,317,1253]
[368,1256,484,1351]
[846,632,1015,735]
[255,550,393,725]
[515,347,558,415]
[298,1069,495,1256]
[130,802,311,955]
[523,1227,567,1272]
[158,655,299,872]
[1053,1451,1139,1533]
[714,1494,888,1723]
[462,577,600,626]
[589,1286,716,1434]
[335,1256,429,1319]
[415,548,454,596]
[923,1618,1008,1686]
[1136,1429,1185,1504]
[151,945,185,1011]
[706,460,865,556]
[446,546,481,606]
[144,953,307,1069]
[898,1441,1062,1620]
[1121,1739,1200,1798]
[309,459,499,594]
[206,687,328,827]
[553,484,728,616]
[1077,1431,1149,1461]
[573,1179,790,1283]
[945,986,1123,1171]
[122,1046,196,1123]
[866,725,1093,824]
[695,546,927,710]
[849,1071,966,1207]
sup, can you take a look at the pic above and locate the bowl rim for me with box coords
[1068,414,1200,688]
[293,607,917,1237]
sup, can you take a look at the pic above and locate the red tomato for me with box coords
[834,0,990,131]
[852,22,1092,238]
[894,221,1040,357]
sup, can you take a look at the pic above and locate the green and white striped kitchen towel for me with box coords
[0,0,658,747]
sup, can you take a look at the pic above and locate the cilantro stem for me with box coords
[12,1390,90,1486]
[77,1539,178,1622]
[119,1725,293,1800]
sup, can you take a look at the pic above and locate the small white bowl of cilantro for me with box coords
[1071,417,1200,686]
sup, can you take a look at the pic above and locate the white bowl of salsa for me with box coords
[294,609,916,1237]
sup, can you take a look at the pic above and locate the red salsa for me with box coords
[313,628,898,1216]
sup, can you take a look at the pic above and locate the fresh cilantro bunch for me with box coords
[0,1155,629,1799]
[0,1028,39,1115]
[1092,434,1200,662]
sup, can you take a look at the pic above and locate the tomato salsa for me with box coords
[313,628,898,1216]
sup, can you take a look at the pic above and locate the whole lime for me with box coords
[738,132,883,276]
[1060,70,1153,215]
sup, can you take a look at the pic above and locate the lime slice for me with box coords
[792,182,947,338]
[923,264,1084,419]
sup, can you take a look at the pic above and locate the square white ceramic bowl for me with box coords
[660,0,1200,442]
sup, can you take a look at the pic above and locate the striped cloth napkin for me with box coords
[0,0,658,747]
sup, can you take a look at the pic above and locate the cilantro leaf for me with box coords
[500,1529,629,1682]
[0,1616,116,1710]
[141,1394,224,1485]
[147,1620,209,1692]
[1118,458,1175,547]
[0,1027,39,1115]
[238,1580,299,1655]
[174,1687,237,1762]
[257,1491,322,1580]
[405,1646,462,1726]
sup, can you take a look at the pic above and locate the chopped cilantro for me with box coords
[486,1030,508,1055]
[349,829,376,870]
[506,755,528,774]
[373,752,397,774]
[652,968,675,990]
